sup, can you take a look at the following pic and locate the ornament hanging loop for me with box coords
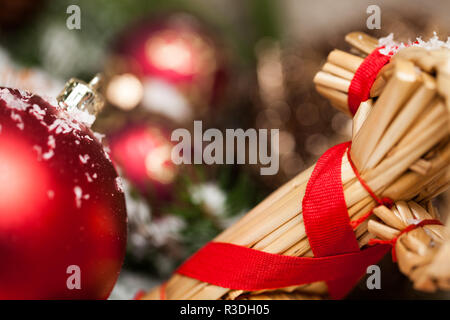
[88,74,102,90]
[57,73,105,116]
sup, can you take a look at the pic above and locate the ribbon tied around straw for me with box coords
[368,219,443,262]
[169,142,390,300]
[347,46,394,115]
[346,144,394,229]
[160,46,433,300]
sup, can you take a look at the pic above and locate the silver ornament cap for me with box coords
[57,74,105,116]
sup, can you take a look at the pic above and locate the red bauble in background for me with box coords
[0,88,127,299]
[106,13,227,121]
[109,122,178,206]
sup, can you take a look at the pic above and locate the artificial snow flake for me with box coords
[48,118,75,134]
[85,172,93,183]
[103,145,112,161]
[42,149,54,160]
[93,132,105,143]
[79,154,90,164]
[378,32,450,56]
[74,186,89,208]
[67,108,96,128]
[47,135,56,149]
[10,111,24,130]
[115,176,124,193]
[0,88,29,111]
[30,104,46,121]
[414,32,450,50]
[33,145,43,161]
[17,89,33,100]
[33,135,56,161]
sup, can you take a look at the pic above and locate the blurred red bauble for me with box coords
[107,13,227,121]
[109,122,178,205]
[0,88,127,299]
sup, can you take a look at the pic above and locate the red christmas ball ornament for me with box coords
[0,81,127,299]
[107,13,227,121]
[116,13,222,83]
[109,122,178,205]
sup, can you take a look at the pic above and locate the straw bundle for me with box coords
[368,201,450,292]
[421,218,450,291]
[314,32,450,115]
[142,32,450,300]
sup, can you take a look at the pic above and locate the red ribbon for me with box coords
[301,142,389,299]
[347,47,393,115]
[369,219,443,262]
[133,290,146,300]
[176,241,389,293]
[174,142,390,299]
[165,43,432,300]
[346,144,394,229]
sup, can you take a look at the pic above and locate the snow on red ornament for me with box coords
[0,76,127,299]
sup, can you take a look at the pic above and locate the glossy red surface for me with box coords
[0,88,127,299]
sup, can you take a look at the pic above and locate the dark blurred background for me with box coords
[0,0,448,299]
